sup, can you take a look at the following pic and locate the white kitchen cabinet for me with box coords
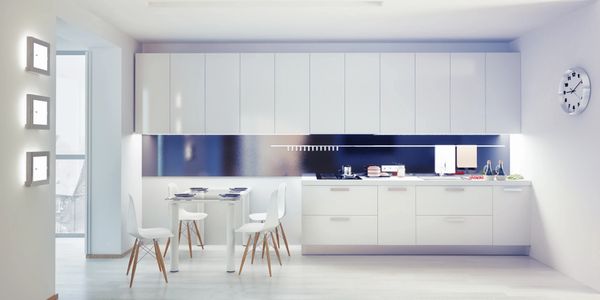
[303,216,378,245]
[380,53,416,134]
[378,186,416,245]
[417,216,493,245]
[170,53,205,134]
[275,53,310,134]
[486,53,521,133]
[303,186,377,216]
[493,186,531,245]
[135,53,170,134]
[345,53,380,133]
[240,53,275,134]
[415,53,451,133]
[451,53,486,133]
[416,186,493,216]
[205,53,240,134]
[310,53,345,134]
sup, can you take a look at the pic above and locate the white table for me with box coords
[166,188,251,273]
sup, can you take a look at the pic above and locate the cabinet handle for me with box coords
[503,188,523,192]
[445,187,465,192]
[444,217,466,223]
[330,187,350,192]
[388,187,407,192]
[330,217,351,222]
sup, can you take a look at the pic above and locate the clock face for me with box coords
[558,67,591,115]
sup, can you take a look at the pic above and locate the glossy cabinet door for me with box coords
[205,53,240,134]
[275,53,310,134]
[417,216,493,245]
[345,53,380,133]
[310,53,345,134]
[493,186,530,245]
[240,53,275,134]
[135,53,170,134]
[486,53,521,133]
[415,53,451,133]
[378,186,416,245]
[450,53,486,133]
[380,53,416,134]
[170,53,205,134]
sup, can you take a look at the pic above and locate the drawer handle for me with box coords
[503,188,523,192]
[388,187,407,192]
[445,187,465,192]
[329,217,351,222]
[330,187,350,192]
[444,217,466,223]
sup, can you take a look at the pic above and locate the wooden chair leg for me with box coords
[275,227,281,248]
[154,240,169,283]
[238,235,252,275]
[251,232,260,264]
[126,239,138,275]
[192,220,204,249]
[129,241,140,288]
[152,239,163,272]
[270,232,282,266]
[186,222,193,258]
[261,234,267,259]
[265,233,272,277]
[279,223,291,256]
[178,221,183,243]
[163,238,170,258]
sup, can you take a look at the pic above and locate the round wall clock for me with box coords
[558,67,591,115]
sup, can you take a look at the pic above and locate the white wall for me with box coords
[0,1,56,299]
[512,0,600,291]
[57,0,140,255]
[142,177,302,244]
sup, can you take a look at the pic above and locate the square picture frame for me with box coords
[25,151,50,187]
[26,94,50,129]
[26,36,51,75]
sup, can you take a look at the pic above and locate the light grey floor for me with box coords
[56,238,600,300]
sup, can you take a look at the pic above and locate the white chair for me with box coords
[236,191,282,277]
[164,183,208,259]
[126,195,173,288]
[248,183,290,256]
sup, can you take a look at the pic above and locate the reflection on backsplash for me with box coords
[142,135,510,176]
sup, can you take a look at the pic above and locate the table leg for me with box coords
[226,202,236,273]
[170,203,180,272]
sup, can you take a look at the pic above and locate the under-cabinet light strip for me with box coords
[271,144,505,152]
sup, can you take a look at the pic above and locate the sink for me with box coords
[419,176,465,181]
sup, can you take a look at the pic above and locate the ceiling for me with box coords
[76,0,595,42]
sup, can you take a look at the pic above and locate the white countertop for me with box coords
[302,174,531,186]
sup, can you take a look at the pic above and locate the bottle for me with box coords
[484,160,493,176]
[496,160,505,176]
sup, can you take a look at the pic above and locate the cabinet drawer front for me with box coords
[303,216,377,245]
[493,186,531,246]
[416,186,492,215]
[417,216,492,245]
[378,186,416,245]
[303,186,377,215]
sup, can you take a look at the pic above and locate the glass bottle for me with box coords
[484,160,493,176]
[496,160,506,176]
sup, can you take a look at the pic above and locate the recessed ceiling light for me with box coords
[147,0,384,8]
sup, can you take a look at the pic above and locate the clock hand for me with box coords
[571,80,583,91]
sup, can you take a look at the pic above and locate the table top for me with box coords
[165,188,251,202]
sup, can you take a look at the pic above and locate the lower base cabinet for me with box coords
[302,216,377,245]
[416,216,493,245]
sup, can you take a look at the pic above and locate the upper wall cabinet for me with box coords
[205,54,241,134]
[380,53,416,134]
[241,53,275,134]
[451,53,486,134]
[486,53,521,133]
[345,53,380,134]
[275,53,310,134]
[135,53,170,134]
[416,53,451,134]
[170,54,205,134]
[310,53,345,134]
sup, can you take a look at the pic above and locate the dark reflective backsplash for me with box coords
[142,135,510,176]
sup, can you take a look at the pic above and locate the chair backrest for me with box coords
[127,195,140,237]
[167,183,178,197]
[263,190,279,231]
[277,183,287,219]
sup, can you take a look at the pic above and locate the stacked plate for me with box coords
[367,166,381,177]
